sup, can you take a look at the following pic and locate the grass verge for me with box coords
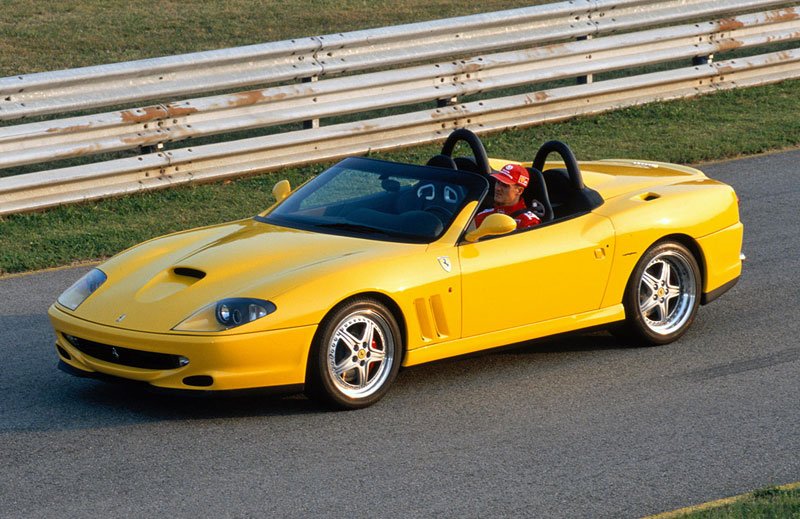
[648,484,800,518]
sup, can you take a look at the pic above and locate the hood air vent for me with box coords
[173,267,206,280]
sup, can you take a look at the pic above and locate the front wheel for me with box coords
[305,299,402,409]
[618,241,701,345]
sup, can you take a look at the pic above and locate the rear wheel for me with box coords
[305,299,402,409]
[619,241,701,345]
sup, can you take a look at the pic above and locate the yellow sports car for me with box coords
[49,129,743,409]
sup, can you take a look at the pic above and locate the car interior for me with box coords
[265,128,604,241]
[427,129,604,227]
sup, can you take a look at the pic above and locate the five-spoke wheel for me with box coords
[306,299,402,409]
[620,241,701,345]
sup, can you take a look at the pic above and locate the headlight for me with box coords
[57,268,107,310]
[173,298,276,332]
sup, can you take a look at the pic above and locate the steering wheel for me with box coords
[439,128,492,176]
[423,205,452,223]
[532,140,584,190]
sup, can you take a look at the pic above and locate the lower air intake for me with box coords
[63,334,187,370]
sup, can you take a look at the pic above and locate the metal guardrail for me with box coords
[2,8,799,171]
[0,0,799,215]
[0,0,789,120]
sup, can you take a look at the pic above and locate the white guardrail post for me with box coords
[0,0,798,215]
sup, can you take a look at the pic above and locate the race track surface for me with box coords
[1,149,798,518]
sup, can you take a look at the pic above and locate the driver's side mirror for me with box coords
[272,179,291,202]
[464,213,516,242]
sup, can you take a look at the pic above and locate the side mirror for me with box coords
[464,213,516,242]
[272,179,291,202]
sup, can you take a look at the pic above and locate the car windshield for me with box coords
[258,157,489,243]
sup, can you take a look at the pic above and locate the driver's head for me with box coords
[490,163,529,207]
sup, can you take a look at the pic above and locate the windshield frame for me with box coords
[256,157,489,244]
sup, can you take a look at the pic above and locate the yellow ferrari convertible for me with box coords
[49,129,743,408]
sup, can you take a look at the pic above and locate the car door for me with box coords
[459,213,615,338]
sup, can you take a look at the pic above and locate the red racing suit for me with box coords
[474,199,541,229]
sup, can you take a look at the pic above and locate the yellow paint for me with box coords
[50,304,315,389]
[697,222,743,293]
[405,305,625,366]
[460,213,615,336]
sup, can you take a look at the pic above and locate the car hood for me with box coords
[70,218,411,333]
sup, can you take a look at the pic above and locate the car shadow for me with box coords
[60,331,625,424]
[3,307,630,434]
[76,331,622,415]
[7,376,333,434]
[72,380,325,418]
[499,330,629,354]
[391,329,630,386]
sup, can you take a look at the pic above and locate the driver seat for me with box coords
[524,167,554,222]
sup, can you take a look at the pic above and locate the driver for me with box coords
[474,163,541,229]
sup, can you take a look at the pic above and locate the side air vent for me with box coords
[173,267,206,279]
[414,295,451,342]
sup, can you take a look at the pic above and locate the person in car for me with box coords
[474,163,542,229]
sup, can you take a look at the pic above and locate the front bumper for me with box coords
[49,304,317,391]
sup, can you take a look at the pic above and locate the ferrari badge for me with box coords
[437,256,452,273]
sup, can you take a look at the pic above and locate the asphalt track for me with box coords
[1,149,798,518]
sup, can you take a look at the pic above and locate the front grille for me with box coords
[63,334,186,370]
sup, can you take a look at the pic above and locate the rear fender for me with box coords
[600,181,740,308]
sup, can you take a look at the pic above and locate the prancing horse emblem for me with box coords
[437,256,452,273]
[111,347,120,361]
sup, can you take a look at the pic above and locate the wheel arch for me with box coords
[312,291,408,361]
[655,233,706,290]
[304,291,407,408]
[357,291,408,356]
[608,232,706,312]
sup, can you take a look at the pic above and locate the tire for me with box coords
[305,299,402,409]
[618,241,701,345]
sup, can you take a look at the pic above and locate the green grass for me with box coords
[660,485,800,518]
[0,0,551,76]
[699,486,800,518]
[1,1,800,275]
